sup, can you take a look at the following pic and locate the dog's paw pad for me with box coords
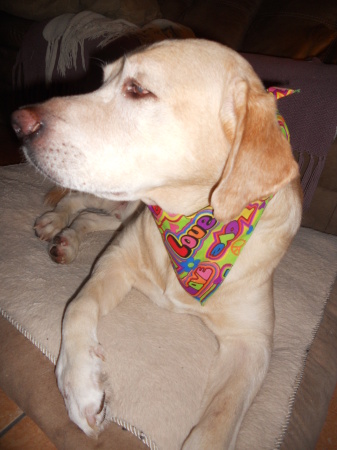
[53,235,69,246]
[48,229,80,264]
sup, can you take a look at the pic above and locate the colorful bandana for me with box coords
[267,86,300,141]
[149,198,272,304]
[148,87,298,304]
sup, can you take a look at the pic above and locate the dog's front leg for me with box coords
[55,235,137,436]
[183,332,271,450]
[182,280,274,450]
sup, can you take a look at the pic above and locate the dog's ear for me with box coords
[211,77,299,223]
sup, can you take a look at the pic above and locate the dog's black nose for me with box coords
[11,108,42,140]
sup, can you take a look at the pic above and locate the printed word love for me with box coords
[167,215,217,258]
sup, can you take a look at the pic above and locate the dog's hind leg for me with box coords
[48,211,124,264]
[35,190,142,263]
[183,279,274,450]
[34,191,108,241]
[182,333,271,450]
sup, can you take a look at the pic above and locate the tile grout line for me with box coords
[0,412,26,438]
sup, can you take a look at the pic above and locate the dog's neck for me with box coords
[149,197,272,304]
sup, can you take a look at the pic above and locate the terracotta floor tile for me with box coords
[0,415,56,450]
[315,383,337,450]
[0,388,23,433]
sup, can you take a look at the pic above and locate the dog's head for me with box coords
[12,39,299,222]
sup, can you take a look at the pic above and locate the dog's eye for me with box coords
[123,79,153,99]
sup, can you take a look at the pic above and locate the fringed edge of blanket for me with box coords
[110,416,159,450]
[0,306,57,365]
[295,150,327,211]
[274,274,336,450]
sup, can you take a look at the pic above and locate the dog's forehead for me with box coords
[126,40,253,88]
[123,40,232,90]
[125,44,193,78]
[124,50,170,79]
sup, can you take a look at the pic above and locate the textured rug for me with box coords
[1,164,337,450]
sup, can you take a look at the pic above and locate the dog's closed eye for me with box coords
[123,78,155,99]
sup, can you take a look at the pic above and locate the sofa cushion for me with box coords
[240,0,337,62]
[158,0,263,49]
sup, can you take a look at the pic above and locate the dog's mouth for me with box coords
[22,143,133,200]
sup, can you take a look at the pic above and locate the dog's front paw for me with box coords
[34,211,67,241]
[48,228,80,264]
[55,341,107,436]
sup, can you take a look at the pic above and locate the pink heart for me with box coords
[170,224,180,233]
[196,267,212,280]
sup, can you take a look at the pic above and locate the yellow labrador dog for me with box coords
[12,39,302,449]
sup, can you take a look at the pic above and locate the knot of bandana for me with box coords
[267,86,300,142]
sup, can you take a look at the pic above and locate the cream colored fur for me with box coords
[18,39,302,449]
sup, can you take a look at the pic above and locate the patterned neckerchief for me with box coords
[148,87,297,304]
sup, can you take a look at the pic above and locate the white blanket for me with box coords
[1,164,337,449]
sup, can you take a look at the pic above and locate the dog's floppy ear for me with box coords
[211,77,300,223]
